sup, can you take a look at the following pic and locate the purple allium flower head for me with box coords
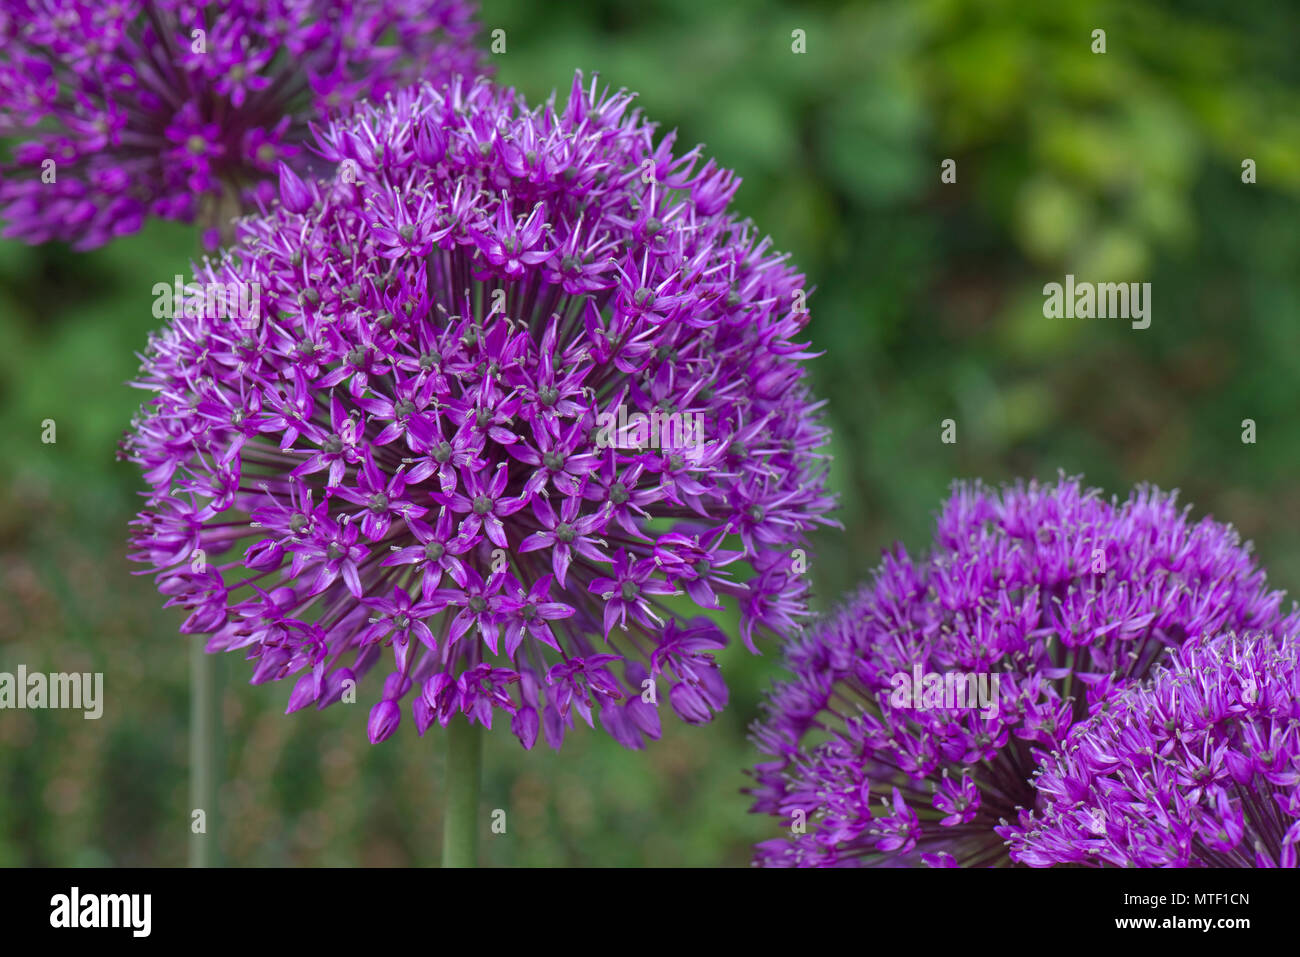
[748,474,1296,866]
[0,0,485,249]
[123,73,835,748]
[1003,630,1300,867]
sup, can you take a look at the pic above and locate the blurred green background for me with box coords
[2,0,1299,866]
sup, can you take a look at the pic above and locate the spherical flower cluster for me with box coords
[0,0,483,249]
[1003,630,1300,867]
[123,73,835,749]
[748,475,1295,866]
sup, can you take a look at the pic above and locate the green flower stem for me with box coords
[188,636,222,867]
[443,717,482,868]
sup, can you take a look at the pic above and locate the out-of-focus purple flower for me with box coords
[124,73,835,749]
[748,475,1297,866]
[1003,630,1300,867]
[0,0,485,249]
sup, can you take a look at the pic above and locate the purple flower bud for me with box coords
[367,699,401,744]
[542,704,566,751]
[413,120,448,165]
[423,672,456,712]
[249,646,291,684]
[624,696,661,740]
[510,705,539,750]
[244,538,284,570]
[285,669,322,713]
[276,161,313,215]
[598,697,644,750]
[381,671,412,701]
[412,695,435,736]
[669,681,714,724]
[316,667,357,710]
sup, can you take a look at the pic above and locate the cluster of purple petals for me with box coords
[123,73,835,749]
[0,0,483,249]
[1003,630,1300,867]
[748,475,1296,866]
